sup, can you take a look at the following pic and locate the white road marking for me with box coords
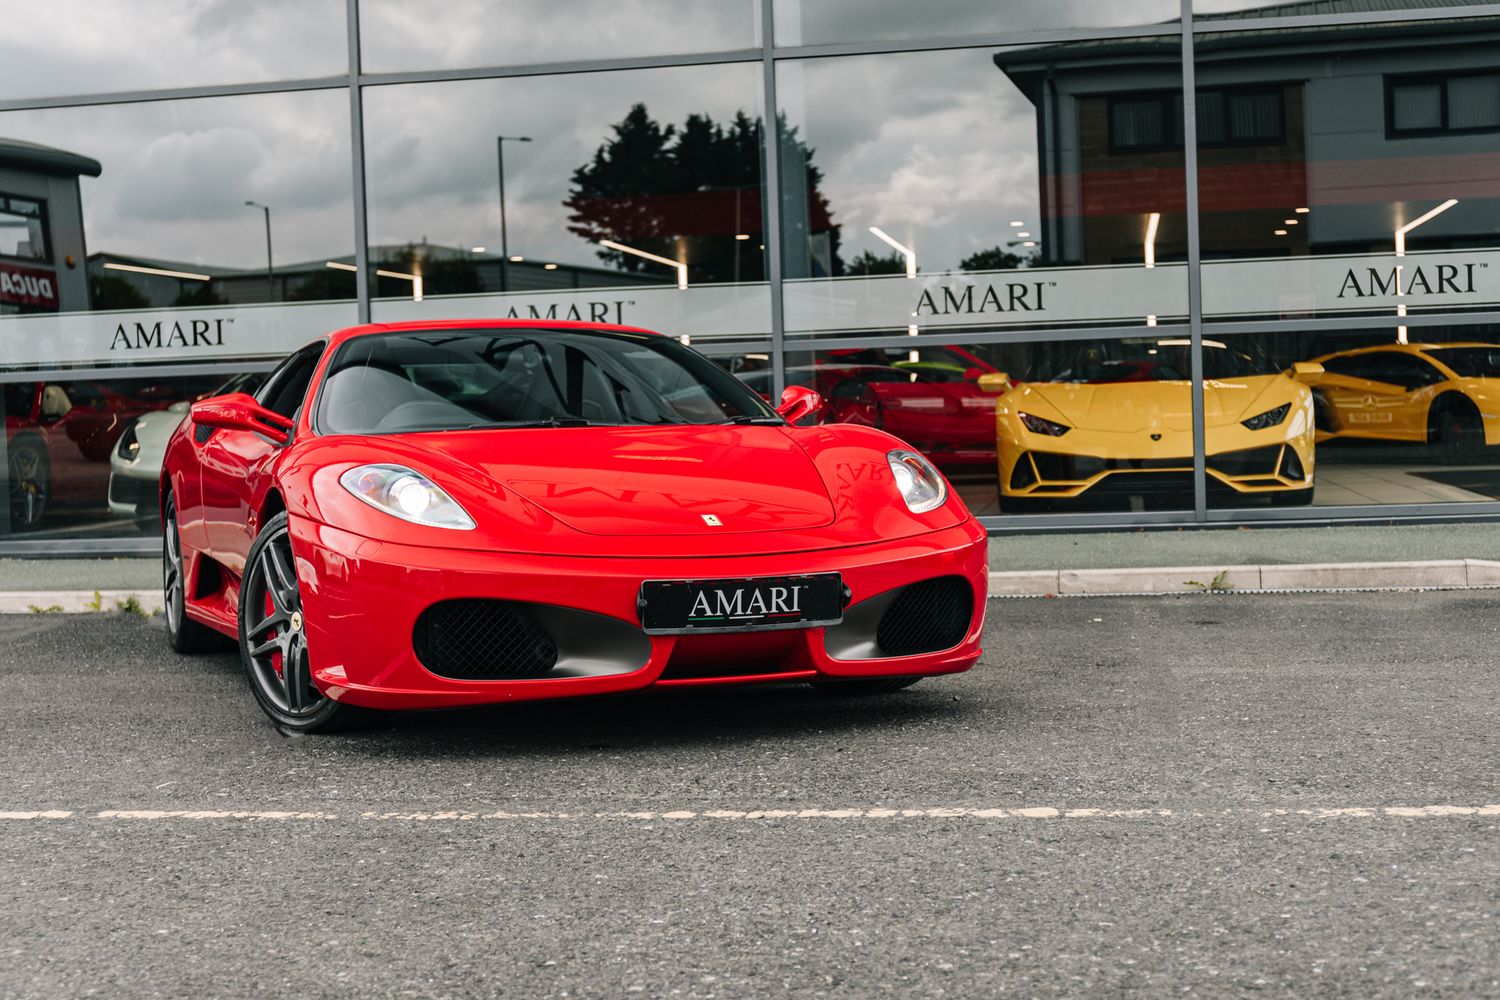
[0,805,1497,823]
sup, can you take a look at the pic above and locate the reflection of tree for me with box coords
[172,283,226,307]
[89,274,149,310]
[960,246,1036,271]
[565,104,840,284]
[845,250,909,276]
[288,267,355,302]
[376,245,482,298]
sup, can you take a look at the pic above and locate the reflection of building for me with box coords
[997,3,1500,265]
[86,243,659,310]
[0,138,99,314]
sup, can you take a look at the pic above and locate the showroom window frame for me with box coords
[6,1,1500,551]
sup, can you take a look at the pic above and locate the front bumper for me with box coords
[290,516,989,709]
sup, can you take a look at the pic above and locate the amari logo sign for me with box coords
[914,281,1051,318]
[1337,262,1484,299]
[502,299,632,324]
[109,317,232,351]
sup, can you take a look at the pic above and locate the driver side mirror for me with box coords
[1290,362,1324,384]
[190,392,294,445]
[977,372,1012,394]
[776,385,822,424]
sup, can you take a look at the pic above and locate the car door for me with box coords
[199,344,325,577]
[1316,352,1444,441]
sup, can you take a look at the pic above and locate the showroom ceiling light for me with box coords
[509,255,524,262]
[1394,198,1459,344]
[1009,220,1024,227]
[471,245,486,253]
[599,239,689,290]
[375,267,424,302]
[869,226,916,278]
[1295,207,1310,214]
[1284,218,1298,225]
[1274,229,1288,236]
[1144,212,1161,269]
[735,234,751,241]
[325,261,357,272]
[104,262,210,281]
[543,263,558,270]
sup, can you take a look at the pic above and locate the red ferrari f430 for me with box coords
[161,321,988,732]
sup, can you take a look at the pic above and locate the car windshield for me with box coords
[1424,346,1500,378]
[1023,338,1277,383]
[316,328,781,434]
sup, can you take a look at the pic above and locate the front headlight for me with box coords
[887,449,948,513]
[339,464,476,530]
[1241,403,1290,431]
[1019,412,1070,437]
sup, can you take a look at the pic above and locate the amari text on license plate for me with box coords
[638,574,844,635]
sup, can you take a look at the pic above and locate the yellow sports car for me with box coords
[980,338,1320,511]
[1304,342,1500,460]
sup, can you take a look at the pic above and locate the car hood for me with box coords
[290,423,967,558]
[1017,376,1292,431]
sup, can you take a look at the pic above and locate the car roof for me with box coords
[1314,341,1498,360]
[323,318,667,348]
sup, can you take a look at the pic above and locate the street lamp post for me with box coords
[496,135,532,293]
[244,200,273,300]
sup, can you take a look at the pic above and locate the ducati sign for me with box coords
[0,262,58,310]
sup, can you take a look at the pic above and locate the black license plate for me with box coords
[639,574,844,635]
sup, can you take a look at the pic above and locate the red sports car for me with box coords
[161,320,989,732]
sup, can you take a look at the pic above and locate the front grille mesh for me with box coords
[412,599,558,680]
[876,576,972,657]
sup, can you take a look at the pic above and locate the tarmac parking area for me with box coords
[2,592,1498,998]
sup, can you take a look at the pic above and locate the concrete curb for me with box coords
[0,590,164,615]
[3,560,1500,612]
[988,559,1500,597]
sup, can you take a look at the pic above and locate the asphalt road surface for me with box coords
[2,591,1498,998]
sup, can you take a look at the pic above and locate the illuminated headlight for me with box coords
[339,464,475,530]
[887,449,948,514]
[1019,412,1070,437]
[1241,403,1290,431]
[116,424,140,461]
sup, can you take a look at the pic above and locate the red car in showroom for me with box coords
[735,345,1000,472]
[161,320,988,732]
[6,379,197,530]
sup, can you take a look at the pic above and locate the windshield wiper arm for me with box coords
[463,416,597,429]
[720,415,785,425]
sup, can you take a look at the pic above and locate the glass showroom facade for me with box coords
[3,0,1500,552]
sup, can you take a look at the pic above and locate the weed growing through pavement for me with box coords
[28,604,63,613]
[1184,569,1234,593]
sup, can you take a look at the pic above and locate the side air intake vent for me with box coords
[875,576,972,656]
[413,599,559,680]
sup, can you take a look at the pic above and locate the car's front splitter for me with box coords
[289,516,988,710]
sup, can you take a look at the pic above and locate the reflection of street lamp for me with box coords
[496,135,532,293]
[244,200,273,300]
[1394,198,1458,344]
[598,239,688,289]
[1144,211,1161,269]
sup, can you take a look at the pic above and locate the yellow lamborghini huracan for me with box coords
[980,338,1320,511]
[1303,342,1500,460]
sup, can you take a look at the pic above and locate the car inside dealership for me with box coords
[3,0,1499,547]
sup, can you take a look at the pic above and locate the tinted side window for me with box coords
[261,345,326,419]
[1363,352,1443,390]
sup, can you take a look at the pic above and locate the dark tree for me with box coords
[565,105,840,284]
[89,274,149,310]
[288,266,356,302]
[844,250,910,276]
[374,246,482,298]
[172,283,226,307]
[960,246,1035,272]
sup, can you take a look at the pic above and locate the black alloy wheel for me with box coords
[240,511,366,733]
[163,492,222,653]
[7,435,49,530]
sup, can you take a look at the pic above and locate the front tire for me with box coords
[163,492,225,654]
[240,511,369,734]
[1429,395,1485,463]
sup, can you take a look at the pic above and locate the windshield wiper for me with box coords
[462,417,598,429]
[719,415,785,425]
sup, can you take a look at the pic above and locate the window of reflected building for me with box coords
[361,64,772,339]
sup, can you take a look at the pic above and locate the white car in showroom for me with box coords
[109,372,263,530]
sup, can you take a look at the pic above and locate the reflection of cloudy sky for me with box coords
[0,92,354,270]
[0,0,345,100]
[359,0,760,73]
[774,0,1180,45]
